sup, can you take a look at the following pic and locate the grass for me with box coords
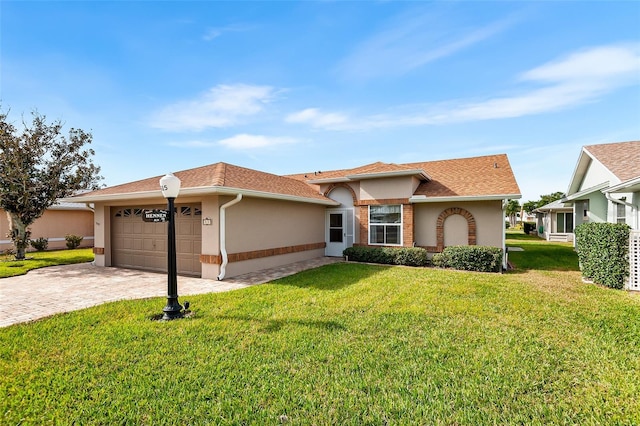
[506,231,580,271]
[1,234,639,424]
[0,248,94,278]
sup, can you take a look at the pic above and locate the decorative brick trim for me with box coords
[200,242,326,265]
[199,254,222,265]
[324,183,358,205]
[93,247,105,255]
[436,207,476,252]
[358,198,410,206]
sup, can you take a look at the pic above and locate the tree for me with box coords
[0,109,102,259]
[522,191,565,214]
[505,199,520,228]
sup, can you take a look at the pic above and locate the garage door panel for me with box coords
[111,204,202,276]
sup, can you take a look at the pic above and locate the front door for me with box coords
[326,210,346,257]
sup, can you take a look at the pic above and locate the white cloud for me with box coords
[218,134,299,150]
[301,43,640,130]
[338,9,516,80]
[149,84,278,131]
[285,108,349,128]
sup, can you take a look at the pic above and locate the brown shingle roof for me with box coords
[408,154,520,197]
[75,162,329,202]
[77,154,520,202]
[584,141,640,181]
[291,154,519,198]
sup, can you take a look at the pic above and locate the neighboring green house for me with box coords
[561,140,640,290]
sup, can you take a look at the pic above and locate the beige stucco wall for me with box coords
[414,200,504,248]
[222,196,326,278]
[360,176,414,201]
[0,208,94,252]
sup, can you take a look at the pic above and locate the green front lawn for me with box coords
[1,240,639,424]
[506,231,580,271]
[0,248,94,278]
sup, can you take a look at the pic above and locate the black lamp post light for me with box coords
[160,173,185,320]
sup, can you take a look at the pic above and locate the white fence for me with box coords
[630,231,640,291]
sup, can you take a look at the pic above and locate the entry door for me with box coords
[326,210,346,257]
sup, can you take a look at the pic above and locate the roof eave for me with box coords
[346,169,431,181]
[562,182,610,202]
[603,176,640,194]
[63,186,339,206]
[410,194,521,203]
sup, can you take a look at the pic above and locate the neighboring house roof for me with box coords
[534,199,572,212]
[48,202,94,211]
[567,141,640,196]
[68,154,521,204]
[583,141,640,182]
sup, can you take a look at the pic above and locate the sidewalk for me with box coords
[0,257,342,328]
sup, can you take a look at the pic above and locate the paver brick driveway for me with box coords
[0,257,341,328]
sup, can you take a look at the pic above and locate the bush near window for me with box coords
[343,246,429,267]
[65,234,84,250]
[30,237,49,251]
[574,223,629,289]
[432,246,503,273]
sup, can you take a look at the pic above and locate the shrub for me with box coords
[30,237,49,251]
[523,222,536,234]
[432,245,503,273]
[343,246,429,267]
[65,234,84,250]
[574,223,629,289]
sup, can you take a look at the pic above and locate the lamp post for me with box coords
[160,173,183,320]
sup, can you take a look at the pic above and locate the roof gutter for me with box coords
[410,194,521,203]
[62,185,338,206]
[217,194,243,281]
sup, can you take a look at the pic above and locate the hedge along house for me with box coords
[0,202,94,252]
[67,154,520,280]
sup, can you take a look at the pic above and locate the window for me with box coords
[369,205,402,245]
[616,203,626,224]
[556,212,574,233]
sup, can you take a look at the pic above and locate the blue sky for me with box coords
[2,1,639,202]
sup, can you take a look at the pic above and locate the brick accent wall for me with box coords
[435,207,476,252]
[402,204,414,247]
[359,205,369,245]
[200,242,326,265]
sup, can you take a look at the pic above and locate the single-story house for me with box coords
[561,140,640,291]
[66,154,521,280]
[534,199,574,242]
[0,202,94,252]
[562,141,640,231]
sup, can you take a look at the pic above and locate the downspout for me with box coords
[502,199,508,271]
[605,192,638,228]
[217,194,243,281]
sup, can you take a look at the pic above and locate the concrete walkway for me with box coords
[0,257,342,328]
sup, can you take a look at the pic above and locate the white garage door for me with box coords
[111,204,202,276]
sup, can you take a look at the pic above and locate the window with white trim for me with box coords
[616,203,626,224]
[369,205,402,245]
